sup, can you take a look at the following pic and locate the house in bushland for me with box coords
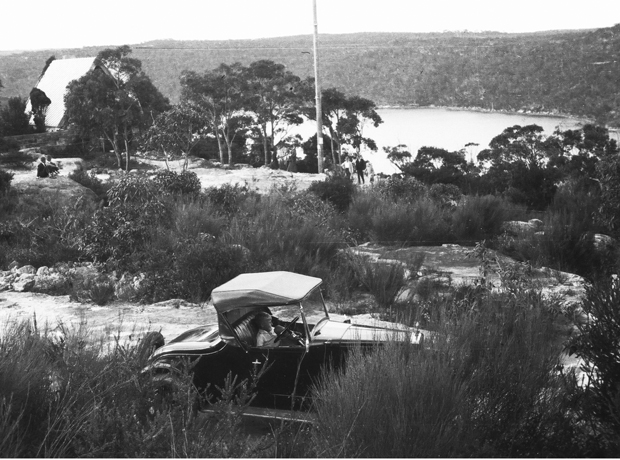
[25,57,110,131]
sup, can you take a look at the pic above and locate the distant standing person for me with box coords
[341,156,353,180]
[36,156,49,178]
[355,155,366,184]
[347,156,355,179]
[367,161,375,183]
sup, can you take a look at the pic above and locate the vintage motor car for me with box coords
[145,271,426,409]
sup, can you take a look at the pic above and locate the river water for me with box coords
[297,107,588,175]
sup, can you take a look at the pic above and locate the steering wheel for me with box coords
[274,316,300,343]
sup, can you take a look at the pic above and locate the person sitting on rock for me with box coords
[45,155,59,177]
[36,156,49,178]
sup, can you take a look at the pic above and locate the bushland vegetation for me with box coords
[2,148,620,455]
[2,254,619,456]
[3,64,620,453]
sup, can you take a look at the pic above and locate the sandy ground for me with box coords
[9,156,329,194]
[0,291,219,345]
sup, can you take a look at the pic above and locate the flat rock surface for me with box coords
[0,291,218,345]
[9,157,328,196]
[10,174,97,204]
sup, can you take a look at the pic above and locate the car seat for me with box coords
[232,313,259,347]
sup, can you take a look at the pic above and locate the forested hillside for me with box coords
[1,25,619,125]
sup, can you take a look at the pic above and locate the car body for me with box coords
[145,271,426,409]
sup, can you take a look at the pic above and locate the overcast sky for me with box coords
[2,0,619,52]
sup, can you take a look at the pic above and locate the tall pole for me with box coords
[312,0,324,174]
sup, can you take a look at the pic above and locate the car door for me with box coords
[245,344,309,408]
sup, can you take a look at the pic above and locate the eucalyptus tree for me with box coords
[407,146,469,186]
[0,97,31,136]
[245,60,308,167]
[384,144,412,169]
[338,95,383,154]
[181,63,251,166]
[306,87,383,165]
[476,124,561,209]
[142,102,208,170]
[64,46,169,170]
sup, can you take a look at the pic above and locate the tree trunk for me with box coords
[216,133,225,164]
[261,124,269,166]
[270,117,278,168]
[222,128,234,167]
[124,135,130,172]
[105,132,122,169]
[328,126,337,165]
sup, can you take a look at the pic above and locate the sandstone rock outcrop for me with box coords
[502,219,544,235]
[10,175,98,206]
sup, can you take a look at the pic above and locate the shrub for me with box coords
[0,195,93,269]
[153,169,201,196]
[106,174,162,206]
[495,206,614,279]
[452,195,526,243]
[80,175,172,267]
[369,198,451,245]
[349,255,407,309]
[40,141,86,158]
[0,149,33,169]
[72,274,116,306]
[0,168,14,194]
[204,183,255,215]
[80,203,168,267]
[224,195,345,276]
[428,182,462,204]
[569,277,620,455]
[308,174,356,212]
[311,286,586,457]
[169,196,227,240]
[68,169,110,202]
[375,176,427,203]
[0,319,266,457]
[346,190,384,243]
[169,236,247,302]
[0,136,20,153]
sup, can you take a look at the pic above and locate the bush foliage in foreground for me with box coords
[0,320,269,458]
[310,285,597,457]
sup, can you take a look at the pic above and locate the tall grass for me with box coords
[368,198,452,245]
[224,194,346,276]
[348,190,524,247]
[309,287,585,457]
[452,194,526,243]
[496,206,616,279]
[0,318,268,457]
[348,254,408,309]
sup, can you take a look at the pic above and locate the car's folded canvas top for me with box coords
[211,271,322,312]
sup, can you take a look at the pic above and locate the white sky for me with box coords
[1,0,619,52]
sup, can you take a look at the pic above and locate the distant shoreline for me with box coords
[376,104,594,124]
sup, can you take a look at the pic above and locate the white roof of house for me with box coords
[26,57,98,129]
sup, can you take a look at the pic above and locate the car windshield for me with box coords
[270,286,327,327]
